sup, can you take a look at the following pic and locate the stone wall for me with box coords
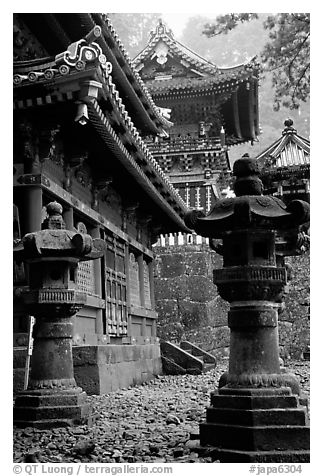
[280,252,310,359]
[154,245,310,360]
[154,245,230,360]
[13,344,162,395]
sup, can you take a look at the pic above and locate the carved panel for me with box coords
[143,261,152,309]
[129,252,140,308]
[105,233,128,336]
[75,222,96,295]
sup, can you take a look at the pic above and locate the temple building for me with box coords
[257,119,310,203]
[13,13,190,394]
[133,19,260,215]
[133,20,261,358]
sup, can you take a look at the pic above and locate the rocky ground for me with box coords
[13,360,309,464]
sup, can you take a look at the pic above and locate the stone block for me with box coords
[13,348,27,368]
[206,297,229,326]
[183,252,212,276]
[152,356,163,374]
[206,407,307,426]
[74,365,100,395]
[155,299,179,322]
[155,277,188,301]
[179,300,209,329]
[200,422,309,452]
[121,345,135,362]
[185,275,215,303]
[13,368,26,394]
[72,346,98,366]
[159,253,185,278]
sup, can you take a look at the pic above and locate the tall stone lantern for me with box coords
[13,201,106,428]
[185,155,310,462]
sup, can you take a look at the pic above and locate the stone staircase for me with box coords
[160,340,216,375]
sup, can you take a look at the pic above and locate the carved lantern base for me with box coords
[13,387,94,429]
[198,386,309,462]
[184,155,310,462]
[195,291,310,462]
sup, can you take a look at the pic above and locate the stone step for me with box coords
[206,407,307,426]
[14,392,87,407]
[160,341,203,374]
[13,403,90,421]
[199,422,310,452]
[196,445,310,463]
[180,341,216,364]
[210,393,299,410]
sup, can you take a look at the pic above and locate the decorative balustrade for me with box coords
[154,232,209,248]
[145,136,223,154]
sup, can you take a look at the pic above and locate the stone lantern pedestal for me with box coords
[185,156,310,462]
[13,202,106,428]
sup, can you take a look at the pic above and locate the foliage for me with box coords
[109,13,161,57]
[203,13,310,111]
[180,14,267,67]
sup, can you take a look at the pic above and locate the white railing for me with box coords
[154,232,209,248]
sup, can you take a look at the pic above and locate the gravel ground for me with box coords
[13,360,310,464]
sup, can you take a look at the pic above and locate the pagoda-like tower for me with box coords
[133,19,260,212]
[257,119,310,204]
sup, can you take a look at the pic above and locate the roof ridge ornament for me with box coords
[150,19,174,40]
[282,118,297,136]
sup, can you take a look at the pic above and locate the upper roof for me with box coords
[14,13,173,135]
[13,13,190,232]
[133,19,259,96]
[256,119,310,170]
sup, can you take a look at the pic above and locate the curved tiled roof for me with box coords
[257,120,310,170]
[133,19,259,81]
[13,17,190,231]
[143,71,254,96]
[13,14,173,134]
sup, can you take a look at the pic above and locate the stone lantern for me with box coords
[185,155,310,462]
[13,201,106,428]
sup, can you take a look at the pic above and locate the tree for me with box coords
[203,13,310,111]
[180,14,268,67]
[108,13,161,58]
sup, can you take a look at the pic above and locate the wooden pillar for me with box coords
[22,186,42,234]
[174,233,179,246]
[137,254,146,337]
[248,80,256,140]
[63,206,74,230]
[148,259,157,338]
[232,90,242,140]
[92,225,104,336]
[124,244,132,339]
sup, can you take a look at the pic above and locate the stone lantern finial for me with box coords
[233,153,263,196]
[42,201,65,230]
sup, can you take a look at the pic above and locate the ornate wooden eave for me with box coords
[14,13,172,136]
[13,25,190,233]
[133,19,259,82]
[133,19,260,144]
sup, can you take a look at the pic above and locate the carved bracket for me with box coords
[91,178,113,210]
